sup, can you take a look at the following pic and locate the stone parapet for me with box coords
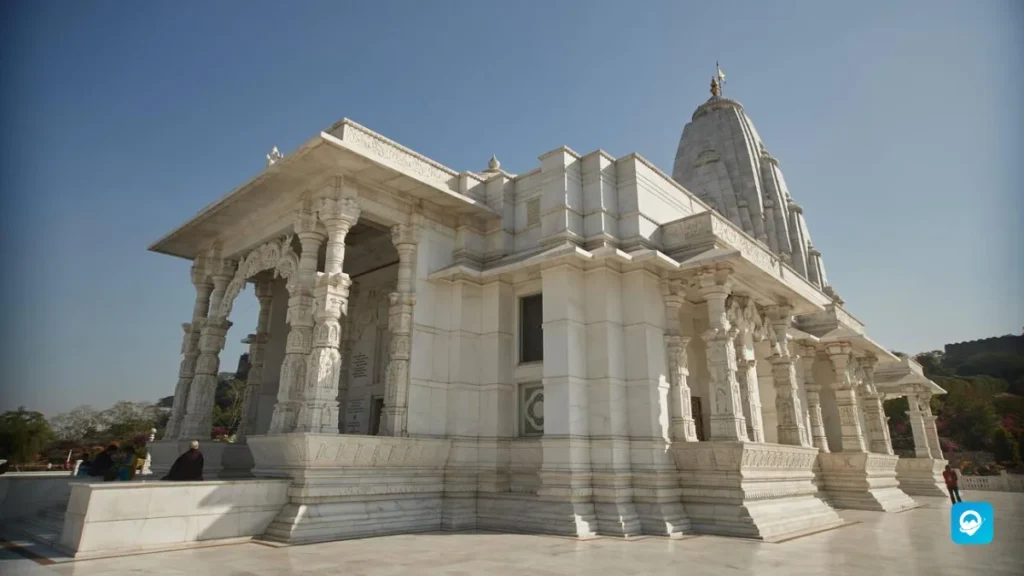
[818,452,917,511]
[671,441,842,541]
[895,457,948,497]
[248,434,451,543]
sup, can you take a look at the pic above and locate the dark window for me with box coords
[369,397,385,436]
[520,294,543,363]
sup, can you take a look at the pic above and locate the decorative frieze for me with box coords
[662,279,697,442]
[695,266,747,441]
[767,305,810,447]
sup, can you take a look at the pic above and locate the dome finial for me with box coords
[484,154,501,173]
[710,76,720,97]
[715,61,727,96]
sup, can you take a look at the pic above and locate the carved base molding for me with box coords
[148,440,254,480]
[670,441,842,541]
[818,452,918,511]
[475,494,600,538]
[248,434,452,544]
[895,457,949,497]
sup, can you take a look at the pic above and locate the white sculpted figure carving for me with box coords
[267,146,283,166]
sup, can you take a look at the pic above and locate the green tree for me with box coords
[992,428,1022,465]
[956,353,1024,395]
[0,408,56,464]
[914,350,949,377]
[932,376,1003,451]
[212,377,246,432]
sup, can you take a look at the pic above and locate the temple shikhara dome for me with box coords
[672,76,829,290]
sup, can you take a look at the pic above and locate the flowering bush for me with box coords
[211,427,230,441]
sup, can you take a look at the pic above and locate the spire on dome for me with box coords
[483,154,501,174]
[716,61,727,94]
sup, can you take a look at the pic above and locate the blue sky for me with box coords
[1,1,1021,416]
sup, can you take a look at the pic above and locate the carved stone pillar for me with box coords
[916,392,942,458]
[696,266,746,441]
[906,393,933,458]
[235,278,274,443]
[662,280,697,442]
[729,296,765,443]
[270,204,325,434]
[296,196,360,434]
[800,348,829,452]
[767,306,810,447]
[336,283,359,433]
[824,342,866,452]
[166,259,213,438]
[180,257,237,439]
[381,220,420,437]
[857,356,893,455]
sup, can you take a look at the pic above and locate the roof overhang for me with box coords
[875,356,946,396]
[149,119,499,260]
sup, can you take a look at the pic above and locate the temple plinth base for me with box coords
[671,442,842,542]
[896,457,948,497]
[818,452,917,511]
[148,439,254,479]
[247,434,451,544]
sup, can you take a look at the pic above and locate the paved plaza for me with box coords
[2,493,1021,576]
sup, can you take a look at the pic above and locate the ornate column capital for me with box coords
[660,278,686,302]
[294,199,321,235]
[253,277,274,301]
[392,220,422,248]
[190,256,213,289]
[765,304,794,358]
[695,265,733,297]
[318,196,361,232]
[824,341,852,360]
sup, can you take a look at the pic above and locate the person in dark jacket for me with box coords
[88,445,118,479]
[162,440,204,481]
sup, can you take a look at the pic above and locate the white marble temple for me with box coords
[133,74,949,544]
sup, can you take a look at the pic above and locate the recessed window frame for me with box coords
[518,292,544,365]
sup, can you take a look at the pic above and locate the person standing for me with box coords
[161,440,205,481]
[943,464,962,504]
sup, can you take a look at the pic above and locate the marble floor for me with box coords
[2,493,1022,576]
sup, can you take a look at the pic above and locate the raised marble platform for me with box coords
[58,479,289,558]
[148,439,255,479]
[818,452,917,511]
[671,441,843,541]
[0,474,84,523]
[896,457,948,497]
[248,433,452,544]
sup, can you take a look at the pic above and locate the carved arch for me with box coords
[216,235,298,319]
